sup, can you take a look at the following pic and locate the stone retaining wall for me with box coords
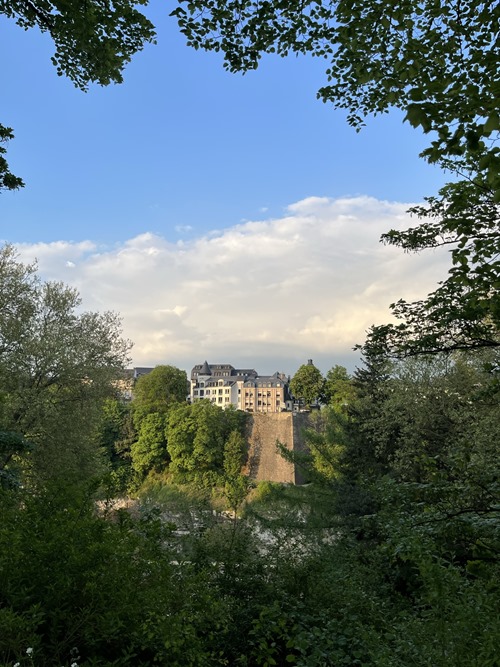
[245,412,310,484]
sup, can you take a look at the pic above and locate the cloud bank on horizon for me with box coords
[15,196,449,375]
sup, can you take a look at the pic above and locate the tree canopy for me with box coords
[172,0,500,358]
[172,0,499,191]
[290,360,325,408]
[363,176,500,357]
[0,244,131,484]
[167,401,247,486]
[132,365,188,428]
[324,365,356,410]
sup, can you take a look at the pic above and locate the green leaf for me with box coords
[483,112,499,134]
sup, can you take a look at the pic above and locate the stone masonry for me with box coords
[245,412,310,484]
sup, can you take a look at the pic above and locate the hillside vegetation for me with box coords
[1,247,499,666]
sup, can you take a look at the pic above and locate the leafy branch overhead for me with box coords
[172,0,500,197]
[0,0,156,191]
[172,0,500,357]
[0,125,24,192]
[365,175,500,357]
[2,0,156,89]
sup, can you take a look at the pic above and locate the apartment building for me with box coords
[190,361,290,412]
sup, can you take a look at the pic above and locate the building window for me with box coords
[225,389,230,394]
[218,397,223,403]
[206,390,210,395]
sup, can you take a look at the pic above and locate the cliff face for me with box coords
[245,412,309,484]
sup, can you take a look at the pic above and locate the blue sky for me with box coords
[1,3,449,374]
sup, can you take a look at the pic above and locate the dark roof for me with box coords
[192,364,274,382]
[133,367,154,379]
[235,368,258,377]
[205,378,237,387]
[199,360,211,375]
[243,375,287,388]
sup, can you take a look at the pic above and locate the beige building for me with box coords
[241,374,288,413]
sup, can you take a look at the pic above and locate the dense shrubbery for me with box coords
[2,475,498,666]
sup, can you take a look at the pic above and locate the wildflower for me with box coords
[14,663,20,667]
[26,648,33,655]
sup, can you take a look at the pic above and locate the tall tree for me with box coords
[290,360,325,408]
[324,365,356,411]
[223,429,250,511]
[1,0,156,190]
[132,365,188,429]
[131,412,169,476]
[0,244,131,483]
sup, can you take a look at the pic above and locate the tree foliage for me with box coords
[131,412,169,476]
[172,0,500,191]
[2,0,155,89]
[0,125,24,192]
[223,429,250,511]
[324,364,356,409]
[132,365,188,429]
[363,174,500,357]
[290,361,325,408]
[172,0,500,357]
[167,401,247,486]
[337,352,500,556]
[98,397,135,466]
[1,349,499,665]
[0,244,131,484]
[1,0,156,190]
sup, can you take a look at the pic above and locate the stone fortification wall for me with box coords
[245,412,310,484]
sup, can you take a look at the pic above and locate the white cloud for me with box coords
[15,196,450,375]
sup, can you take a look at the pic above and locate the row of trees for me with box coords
[98,364,250,510]
[290,360,355,409]
[275,349,500,665]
